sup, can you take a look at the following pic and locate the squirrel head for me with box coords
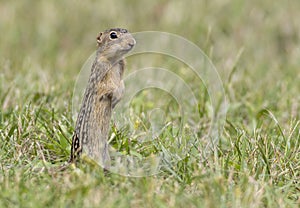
[96,28,136,63]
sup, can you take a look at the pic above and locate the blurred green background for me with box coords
[0,0,300,118]
[1,0,299,114]
[0,1,299,89]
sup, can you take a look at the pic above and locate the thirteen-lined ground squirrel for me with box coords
[70,28,136,168]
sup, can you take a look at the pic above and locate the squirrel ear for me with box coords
[96,32,103,46]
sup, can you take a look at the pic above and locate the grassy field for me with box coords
[0,0,299,207]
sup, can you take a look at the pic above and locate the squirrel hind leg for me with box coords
[69,134,82,163]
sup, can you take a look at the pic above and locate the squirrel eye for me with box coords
[109,32,118,39]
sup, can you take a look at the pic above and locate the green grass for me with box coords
[0,0,299,207]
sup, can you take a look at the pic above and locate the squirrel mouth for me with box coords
[123,42,135,51]
[128,43,135,48]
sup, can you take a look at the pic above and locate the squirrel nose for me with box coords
[128,38,136,47]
